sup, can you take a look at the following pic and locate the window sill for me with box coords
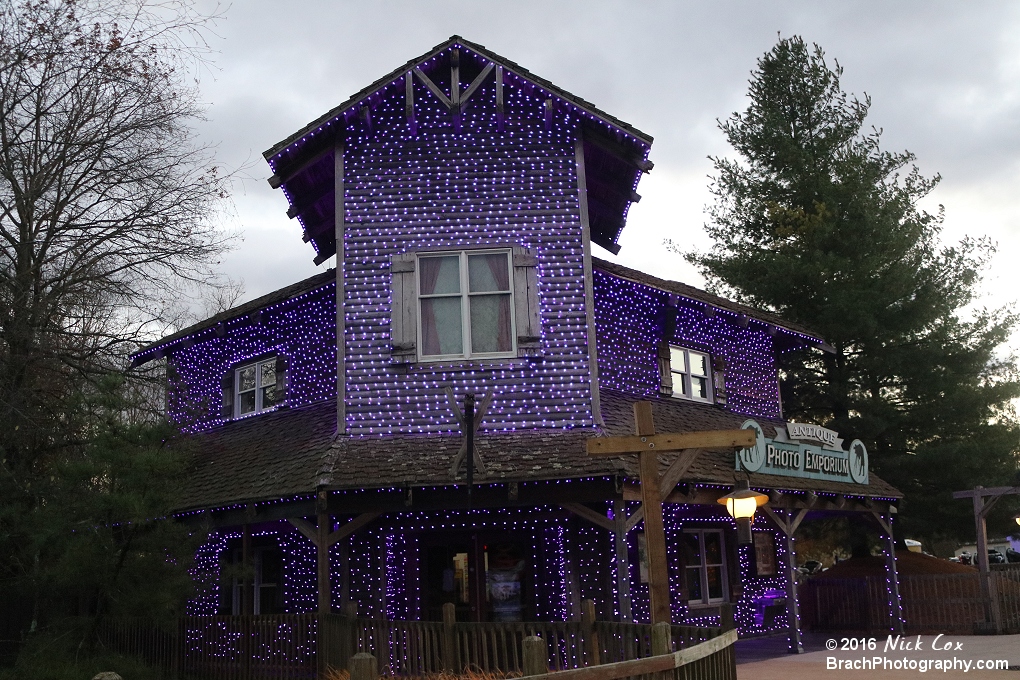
[404,357,536,373]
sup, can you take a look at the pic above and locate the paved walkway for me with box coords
[736,632,1020,679]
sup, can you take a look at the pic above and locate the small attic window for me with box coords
[221,354,289,420]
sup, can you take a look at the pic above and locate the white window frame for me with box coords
[416,249,517,361]
[668,346,713,403]
[234,357,279,417]
[683,529,728,606]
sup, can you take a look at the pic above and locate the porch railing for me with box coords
[97,602,733,679]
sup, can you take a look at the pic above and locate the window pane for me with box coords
[420,297,463,355]
[704,533,723,565]
[669,347,686,373]
[238,366,256,391]
[420,256,461,295]
[672,376,687,398]
[690,352,709,377]
[468,253,510,292]
[682,533,701,565]
[260,360,276,387]
[686,567,703,602]
[239,390,256,414]
[262,385,277,408]
[469,294,512,353]
[706,566,724,600]
[692,376,708,399]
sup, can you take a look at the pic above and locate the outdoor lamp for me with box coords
[1014,513,1020,527]
[718,480,769,545]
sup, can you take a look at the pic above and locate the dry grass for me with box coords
[325,666,524,680]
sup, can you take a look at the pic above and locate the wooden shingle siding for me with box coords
[340,81,594,435]
[593,269,782,419]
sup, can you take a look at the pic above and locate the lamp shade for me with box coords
[717,486,769,520]
[1014,513,1020,527]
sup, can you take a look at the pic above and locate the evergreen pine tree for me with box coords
[688,36,1020,547]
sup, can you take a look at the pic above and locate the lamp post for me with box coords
[718,480,769,545]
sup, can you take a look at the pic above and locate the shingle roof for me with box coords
[174,390,899,513]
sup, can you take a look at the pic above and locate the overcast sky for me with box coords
[192,1,1020,347]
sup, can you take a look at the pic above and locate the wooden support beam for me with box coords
[612,500,633,622]
[657,449,703,501]
[326,512,382,548]
[561,503,614,531]
[414,67,453,109]
[451,49,461,132]
[460,62,494,105]
[290,511,381,550]
[544,98,554,131]
[405,71,416,134]
[288,517,318,544]
[574,134,604,427]
[268,143,335,189]
[633,403,671,625]
[335,141,346,434]
[317,508,331,614]
[242,523,253,616]
[495,65,504,132]
[587,429,754,456]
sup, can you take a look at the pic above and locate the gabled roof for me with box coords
[131,269,335,365]
[262,35,653,261]
[263,35,652,162]
[593,258,831,349]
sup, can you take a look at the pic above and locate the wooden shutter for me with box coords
[712,355,727,406]
[275,354,288,407]
[657,343,673,396]
[221,371,234,419]
[512,246,542,356]
[390,252,418,363]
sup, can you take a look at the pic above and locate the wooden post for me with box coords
[719,602,735,632]
[318,507,332,615]
[334,140,346,434]
[442,602,457,672]
[349,652,378,680]
[651,620,673,680]
[522,635,548,676]
[242,523,253,615]
[612,500,633,622]
[634,402,671,625]
[783,530,803,654]
[581,599,601,666]
[587,408,753,626]
[972,494,1002,632]
[651,621,673,655]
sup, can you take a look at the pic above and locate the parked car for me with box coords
[1006,548,1020,564]
[988,549,1007,564]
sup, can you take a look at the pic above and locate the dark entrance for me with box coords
[422,533,532,622]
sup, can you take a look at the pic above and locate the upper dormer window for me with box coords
[418,250,515,359]
[659,344,713,403]
[389,246,542,364]
[220,355,288,420]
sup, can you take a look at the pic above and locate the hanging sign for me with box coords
[736,420,868,485]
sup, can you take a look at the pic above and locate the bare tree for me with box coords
[0,2,233,639]
[0,0,232,465]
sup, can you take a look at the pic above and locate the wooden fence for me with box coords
[801,568,1020,634]
[97,603,732,680]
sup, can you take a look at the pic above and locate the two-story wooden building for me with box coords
[133,36,902,641]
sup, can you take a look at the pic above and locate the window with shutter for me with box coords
[663,345,713,403]
[220,355,286,419]
[389,247,542,363]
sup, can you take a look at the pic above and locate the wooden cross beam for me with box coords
[446,388,493,478]
[586,401,755,625]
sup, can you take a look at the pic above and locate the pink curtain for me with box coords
[485,255,512,351]
[419,257,443,355]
